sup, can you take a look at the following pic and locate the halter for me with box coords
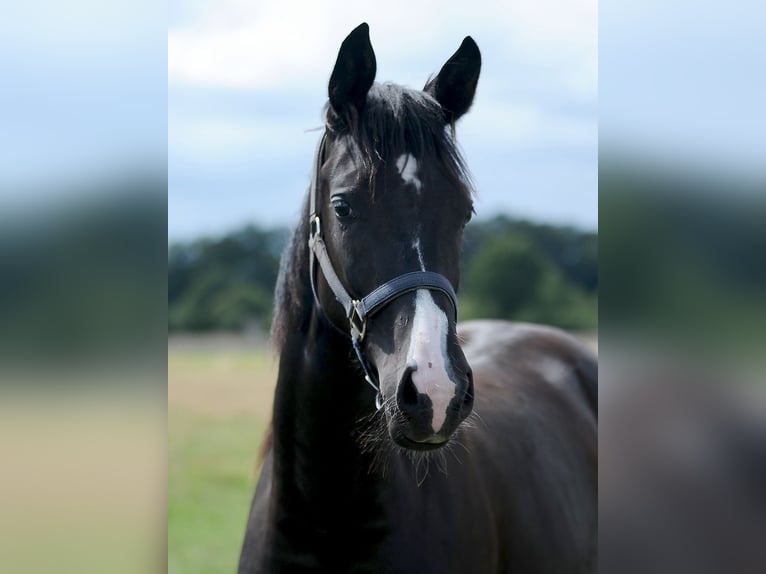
[307,133,458,409]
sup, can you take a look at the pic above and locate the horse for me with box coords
[238,23,597,574]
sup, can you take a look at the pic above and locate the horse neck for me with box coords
[270,292,384,516]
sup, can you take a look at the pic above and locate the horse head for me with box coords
[312,23,481,450]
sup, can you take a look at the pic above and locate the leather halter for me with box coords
[307,133,458,409]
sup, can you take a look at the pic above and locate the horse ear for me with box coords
[424,37,481,123]
[328,23,376,117]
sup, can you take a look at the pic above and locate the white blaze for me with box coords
[396,154,422,192]
[406,289,456,433]
[397,152,452,432]
[413,237,425,270]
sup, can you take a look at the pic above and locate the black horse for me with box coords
[239,23,597,574]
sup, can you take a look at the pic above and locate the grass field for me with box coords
[168,335,277,574]
[168,331,597,573]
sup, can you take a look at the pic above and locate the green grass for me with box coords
[168,342,276,574]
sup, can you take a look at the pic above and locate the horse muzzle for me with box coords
[388,357,473,448]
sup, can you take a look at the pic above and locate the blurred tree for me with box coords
[168,225,288,332]
[463,215,597,294]
[461,232,597,330]
[464,235,547,318]
[168,218,598,333]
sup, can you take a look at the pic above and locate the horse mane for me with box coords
[270,196,312,353]
[270,82,473,352]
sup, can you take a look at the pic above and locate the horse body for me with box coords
[239,318,596,573]
[238,23,596,574]
[385,321,597,574]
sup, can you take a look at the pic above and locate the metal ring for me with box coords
[309,215,321,239]
[349,300,367,341]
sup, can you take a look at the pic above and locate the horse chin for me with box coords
[394,434,449,452]
[387,420,453,451]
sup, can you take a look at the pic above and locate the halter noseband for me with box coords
[307,133,458,409]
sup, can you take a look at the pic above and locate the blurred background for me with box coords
[0,1,166,573]
[599,1,766,572]
[167,3,597,572]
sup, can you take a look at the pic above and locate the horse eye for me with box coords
[331,198,352,219]
[463,207,475,226]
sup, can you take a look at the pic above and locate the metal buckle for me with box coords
[308,215,321,246]
[349,300,367,341]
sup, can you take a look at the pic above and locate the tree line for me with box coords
[168,216,598,333]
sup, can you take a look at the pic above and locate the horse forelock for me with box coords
[324,83,474,200]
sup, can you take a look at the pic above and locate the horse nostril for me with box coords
[398,366,418,412]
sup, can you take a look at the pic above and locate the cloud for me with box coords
[466,101,596,149]
[169,116,319,163]
[168,0,596,99]
[168,0,598,235]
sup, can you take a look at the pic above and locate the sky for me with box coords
[600,0,765,179]
[0,1,166,196]
[2,1,762,241]
[167,0,598,241]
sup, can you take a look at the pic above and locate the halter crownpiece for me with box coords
[307,133,459,409]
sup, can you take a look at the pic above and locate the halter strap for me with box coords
[307,132,459,408]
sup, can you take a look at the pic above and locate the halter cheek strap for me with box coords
[307,133,459,409]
